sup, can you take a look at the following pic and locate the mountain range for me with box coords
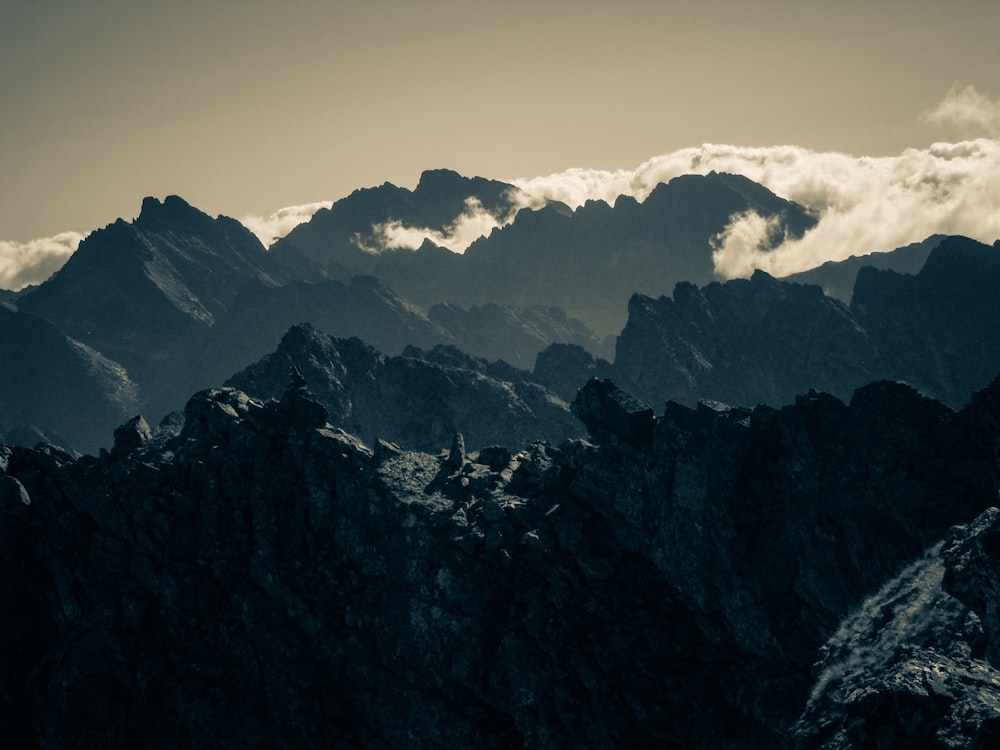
[272,169,817,335]
[4,170,978,455]
[3,166,1000,747]
[608,235,1000,411]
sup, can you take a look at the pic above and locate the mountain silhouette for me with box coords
[274,171,816,335]
[270,168,523,277]
[18,195,290,371]
[225,324,582,452]
[609,236,1000,411]
[781,233,946,301]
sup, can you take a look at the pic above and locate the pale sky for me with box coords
[2,0,999,285]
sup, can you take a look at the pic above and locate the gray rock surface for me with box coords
[613,237,1000,412]
[225,324,583,453]
[4,373,1000,747]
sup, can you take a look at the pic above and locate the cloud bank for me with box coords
[241,201,334,248]
[514,137,1000,279]
[0,232,85,291]
[706,139,1000,278]
[3,87,997,288]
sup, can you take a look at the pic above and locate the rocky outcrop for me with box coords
[224,324,583,452]
[852,236,1000,409]
[613,237,1000,412]
[790,506,1000,748]
[614,270,878,409]
[4,372,1000,747]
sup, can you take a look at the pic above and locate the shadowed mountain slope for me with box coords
[611,236,1000,412]
[272,171,817,335]
[851,235,1000,408]
[782,234,946,302]
[0,306,139,453]
[224,324,582,452]
[18,195,291,369]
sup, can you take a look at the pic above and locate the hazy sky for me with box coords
[2,0,999,286]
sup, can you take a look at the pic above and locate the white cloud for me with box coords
[359,195,517,254]
[4,86,998,287]
[0,231,85,291]
[710,211,786,279]
[923,84,1000,137]
[240,200,333,247]
[512,136,1000,279]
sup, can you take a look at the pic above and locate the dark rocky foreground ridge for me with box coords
[5,373,1000,747]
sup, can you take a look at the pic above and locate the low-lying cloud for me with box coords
[360,195,523,254]
[4,87,998,288]
[705,139,1000,278]
[0,232,85,291]
[514,136,1000,279]
[241,201,334,248]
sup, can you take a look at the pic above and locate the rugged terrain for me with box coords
[7,193,603,452]
[4,371,1000,748]
[274,170,817,335]
[609,236,1000,411]
[6,175,988,456]
[5,168,1000,746]
[225,324,582,453]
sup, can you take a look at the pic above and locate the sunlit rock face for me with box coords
[3,373,1000,748]
[790,507,1000,748]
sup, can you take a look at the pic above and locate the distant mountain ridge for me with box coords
[4,172,998,456]
[270,168,526,278]
[272,170,818,335]
[8,192,608,452]
[782,234,946,301]
[17,195,290,369]
[606,236,1000,411]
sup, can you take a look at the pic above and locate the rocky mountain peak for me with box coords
[16,195,291,375]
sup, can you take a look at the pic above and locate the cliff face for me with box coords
[613,237,1000,412]
[614,271,877,408]
[3,375,1000,748]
